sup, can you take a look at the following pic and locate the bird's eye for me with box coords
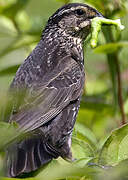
[75,9,85,16]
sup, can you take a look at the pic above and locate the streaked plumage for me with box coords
[6,3,102,177]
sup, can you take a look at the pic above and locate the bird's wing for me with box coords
[10,56,84,132]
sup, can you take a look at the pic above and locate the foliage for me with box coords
[0,0,128,179]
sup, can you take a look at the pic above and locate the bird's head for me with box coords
[47,3,103,40]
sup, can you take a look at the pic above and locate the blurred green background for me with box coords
[0,0,128,179]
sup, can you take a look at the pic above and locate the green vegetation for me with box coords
[91,17,125,48]
[0,0,128,179]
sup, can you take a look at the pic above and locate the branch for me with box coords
[115,54,126,125]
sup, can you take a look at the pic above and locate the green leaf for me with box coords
[37,159,97,180]
[80,100,113,112]
[0,65,20,76]
[15,10,31,32]
[75,122,98,148]
[1,0,30,19]
[0,178,37,180]
[94,41,128,54]
[97,160,128,180]
[0,122,19,151]
[0,35,39,58]
[72,137,94,160]
[99,123,128,166]
[124,98,128,114]
[36,137,95,179]
[72,137,94,168]
[0,16,17,36]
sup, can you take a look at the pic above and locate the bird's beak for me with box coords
[94,10,105,18]
[87,11,104,27]
[87,11,104,25]
[95,11,104,18]
[78,10,104,30]
[89,9,104,20]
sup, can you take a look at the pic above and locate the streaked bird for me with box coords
[6,3,103,177]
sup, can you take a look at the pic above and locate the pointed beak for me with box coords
[94,10,104,18]
[87,9,104,22]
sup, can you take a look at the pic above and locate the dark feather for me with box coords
[6,2,103,177]
[6,98,81,177]
[10,56,84,132]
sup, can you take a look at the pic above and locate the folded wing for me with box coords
[9,56,84,132]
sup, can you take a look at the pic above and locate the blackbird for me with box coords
[6,3,103,177]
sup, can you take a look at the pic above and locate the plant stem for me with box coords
[103,27,126,125]
[114,54,126,125]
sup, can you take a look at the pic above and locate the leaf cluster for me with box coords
[0,0,128,179]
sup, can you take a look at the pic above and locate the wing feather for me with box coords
[9,56,84,132]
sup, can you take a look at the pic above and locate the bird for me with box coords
[5,3,103,177]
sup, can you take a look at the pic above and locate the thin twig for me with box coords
[115,54,126,125]
[103,27,126,125]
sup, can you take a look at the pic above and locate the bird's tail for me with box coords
[6,137,59,177]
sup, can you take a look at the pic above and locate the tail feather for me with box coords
[6,137,57,177]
